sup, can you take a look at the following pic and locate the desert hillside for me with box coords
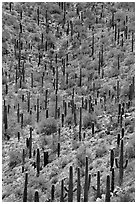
[2,2,135,202]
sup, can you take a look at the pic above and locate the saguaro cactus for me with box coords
[44,151,48,167]
[132,31,134,52]
[111,167,115,193]
[18,132,20,141]
[51,184,55,201]
[98,52,101,75]
[84,156,89,202]
[68,166,74,202]
[37,98,39,123]
[17,103,20,123]
[97,170,101,198]
[31,73,33,88]
[3,104,8,132]
[79,107,82,141]
[62,113,64,127]
[60,179,67,202]
[29,127,32,158]
[79,67,82,87]
[34,190,39,202]
[92,122,94,135]
[117,133,121,147]
[114,23,117,41]
[23,173,28,202]
[105,175,110,202]
[64,166,76,202]
[55,93,58,119]
[22,148,25,173]
[115,139,128,186]
[57,142,60,157]
[121,128,124,138]
[88,174,91,191]
[77,167,81,202]
[110,149,114,171]
[9,2,12,12]
[36,149,40,177]
[117,80,120,103]
[21,113,23,129]
[37,7,39,25]
[45,89,48,110]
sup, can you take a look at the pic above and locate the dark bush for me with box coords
[9,150,22,168]
[95,145,107,158]
[38,117,57,135]
[83,112,97,129]
[65,113,74,126]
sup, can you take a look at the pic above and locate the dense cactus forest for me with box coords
[2,2,135,202]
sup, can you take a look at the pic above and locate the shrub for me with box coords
[124,55,135,67]
[29,174,49,191]
[65,113,74,126]
[27,188,35,202]
[2,76,7,85]
[9,150,22,168]
[125,118,132,127]
[68,78,76,89]
[127,123,134,134]
[38,117,57,135]
[95,145,107,158]
[60,155,72,168]
[76,145,86,167]
[39,135,50,149]
[23,113,32,127]
[83,112,97,129]
[125,139,135,159]
[119,193,133,202]
[76,145,92,167]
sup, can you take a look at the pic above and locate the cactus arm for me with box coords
[64,186,68,192]
[124,159,128,169]
[115,158,119,168]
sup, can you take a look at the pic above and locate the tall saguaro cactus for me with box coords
[51,184,55,201]
[37,7,39,25]
[65,166,77,202]
[36,149,40,177]
[79,107,82,141]
[68,166,74,202]
[131,31,134,52]
[77,167,81,202]
[60,179,67,202]
[115,139,128,186]
[110,149,114,171]
[22,148,25,173]
[29,127,32,158]
[97,170,101,198]
[98,52,101,75]
[37,98,39,123]
[84,156,89,202]
[23,173,28,202]
[117,80,120,103]
[105,175,110,202]
[111,167,115,193]
[44,151,48,167]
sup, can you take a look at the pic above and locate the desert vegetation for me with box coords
[2,2,135,202]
